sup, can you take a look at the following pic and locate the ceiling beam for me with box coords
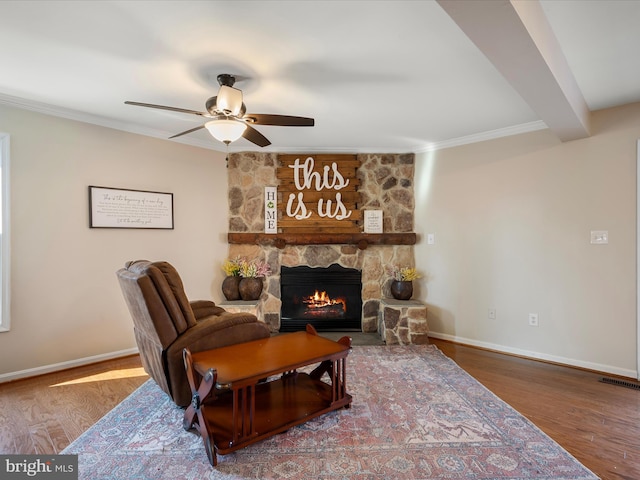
[437,0,590,142]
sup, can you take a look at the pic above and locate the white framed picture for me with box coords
[364,210,383,233]
[89,186,173,229]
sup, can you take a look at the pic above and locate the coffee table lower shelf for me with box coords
[203,372,352,456]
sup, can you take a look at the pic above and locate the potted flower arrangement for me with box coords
[221,257,272,301]
[387,265,421,300]
[221,257,242,301]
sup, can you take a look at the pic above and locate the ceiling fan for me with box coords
[125,74,314,147]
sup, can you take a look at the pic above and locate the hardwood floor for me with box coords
[0,339,638,480]
[433,339,640,480]
[0,355,148,455]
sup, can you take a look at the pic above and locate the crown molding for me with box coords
[414,120,549,153]
[0,92,547,155]
[0,92,218,151]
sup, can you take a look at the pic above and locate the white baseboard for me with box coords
[0,347,140,383]
[3,335,636,383]
[428,332,638,379]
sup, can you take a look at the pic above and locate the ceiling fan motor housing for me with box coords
[217,73,236,87]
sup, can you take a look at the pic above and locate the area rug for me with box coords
[62,345,598,479]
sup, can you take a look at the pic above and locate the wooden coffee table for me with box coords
[182,324,352,466]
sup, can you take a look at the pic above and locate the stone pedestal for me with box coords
[378,299,429,345]
[219,300,261,322]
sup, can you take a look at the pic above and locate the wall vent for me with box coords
[599,377,640,390]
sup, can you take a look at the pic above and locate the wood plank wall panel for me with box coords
[277,154,361,234]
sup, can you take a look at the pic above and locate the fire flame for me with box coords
[303,290,346,310]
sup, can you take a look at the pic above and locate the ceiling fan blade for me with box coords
[125,101,206,117]
[244,114,314,127]
[169,124,205,139]
[242,124,271,147]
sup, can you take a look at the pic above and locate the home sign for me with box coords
[277,154,361,233]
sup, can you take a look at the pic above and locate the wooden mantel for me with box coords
[227,232,417,250]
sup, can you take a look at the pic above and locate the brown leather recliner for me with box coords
[116,260,270,407]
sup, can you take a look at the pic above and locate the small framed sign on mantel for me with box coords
[364,210,383,234]
[88,186,174,229]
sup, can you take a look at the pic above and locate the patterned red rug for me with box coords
[63,345,599,479]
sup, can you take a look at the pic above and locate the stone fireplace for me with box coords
[280,264,362,332]
[226,152,416,333]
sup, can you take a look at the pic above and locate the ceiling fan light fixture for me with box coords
[205,118,247,144]
[216,85,243,116]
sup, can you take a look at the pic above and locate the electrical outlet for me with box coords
[528,313,539,327]
[590,230,608,244]
[488,308,496,319]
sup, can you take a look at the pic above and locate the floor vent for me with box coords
[599,377,640,390]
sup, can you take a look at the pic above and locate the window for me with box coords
[0,133,9,332]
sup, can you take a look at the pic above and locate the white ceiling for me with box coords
[0,0,639,153]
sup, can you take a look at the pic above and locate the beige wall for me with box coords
[2,100,638,380]
[415,102,640,377]
[0,104,229,379]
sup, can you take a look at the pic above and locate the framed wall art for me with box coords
[364,210,383,233]
[89,186,174,229]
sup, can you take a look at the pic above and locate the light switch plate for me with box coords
[427,233,435,245]
[590,230,608,244]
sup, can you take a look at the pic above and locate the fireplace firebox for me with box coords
[280,264,362,332]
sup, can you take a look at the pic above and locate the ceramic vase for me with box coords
[239,277,264,301]
[221,276,241,301]
[391,280,413,300]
